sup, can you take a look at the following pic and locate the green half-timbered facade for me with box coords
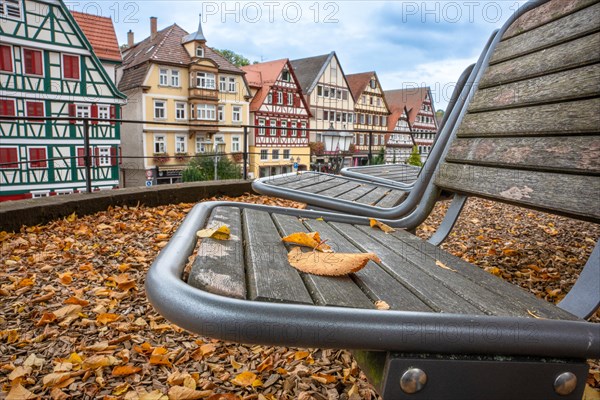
[0,0,126,201]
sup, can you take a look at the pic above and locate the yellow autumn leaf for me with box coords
[82,355,118,370]
[167,386,212,400]
[96,313,120,325]
[287,247,379,276]
[281,231,333,252]
[68,353,83,364]
[65,212,77,223]
[196,225,230,240]
[113,382,130,396]
[232,371,258,386]
[435,260,457,272]
[311,373,337,384]
[149,347,172,366]
[112,365,142,376]
[294,351,310,360]
[369,219,396,233]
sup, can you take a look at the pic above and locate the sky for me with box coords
[65,0,527,111]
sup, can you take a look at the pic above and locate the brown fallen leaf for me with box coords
[375,300,391,310]
[369,219,396,233]
[112,365,142,376]
[282,232,333,253]
[6,383,36,400]
[288,247,379,276]
[96,313,120,325]
[167,385,212,399]
[196,225,230,240]
[207,394,242,400]
[42,372,73,387]
[8,365,32,382]
[435,260,457,272]
[231,371,258,386]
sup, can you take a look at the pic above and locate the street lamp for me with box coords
[322,123,353,174]
[213,140,226,181]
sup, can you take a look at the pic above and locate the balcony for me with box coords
[189,87,219,102]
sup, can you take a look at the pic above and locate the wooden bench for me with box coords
[340,163,422,187]
[146,1,600,398]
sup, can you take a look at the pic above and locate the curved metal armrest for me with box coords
[558,241,600,319]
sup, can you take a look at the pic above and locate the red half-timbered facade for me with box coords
[241,59,311,178]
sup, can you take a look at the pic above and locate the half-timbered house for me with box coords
[346,72,391,166]
[0,0,126,201]
[241,59,311,178]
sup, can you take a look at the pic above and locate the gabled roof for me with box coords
[241,59,288,111]
[384,87,431,131]
[346,72,374,102]
[71,11,122,63]
[119,23,243,92]
[290,52,333,94]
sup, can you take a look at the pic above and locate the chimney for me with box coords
[127,30,134,47]
[150,17,157,39]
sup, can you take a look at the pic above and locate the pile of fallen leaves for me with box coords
[0,194,598,399]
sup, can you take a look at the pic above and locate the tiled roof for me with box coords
[119,23,243,92]
[241,59,288,111]
[290,53,332,94]
[346,72,374,102]
[384,87,431,143]
[71,11,122,63]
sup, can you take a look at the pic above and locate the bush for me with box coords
[182,152,242,182]
[406,146,423,167]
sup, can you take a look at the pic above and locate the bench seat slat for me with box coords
[374,190,407,208]
[492,2,600,64]
[435,163,600,222]
[354,186,390,206]
[458,98,600,137]
[481,32,600,88]
[243,209,314,304]
[336,185,376,201]
[297,176,352,194]
[471,63,600,112]
[317,181,363,198]
[271,173,336,189]
[446,136,600,175]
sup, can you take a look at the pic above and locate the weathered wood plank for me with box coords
[492,2,600,64]
[336,185,377,201]
[272,214,375,308]
[458,98,600,137]
[317,181,362,198]
[297,177,352,194]
[389,229,579,320]
[481,32,600,88]
[188,207,246,299]
[329,223,484,314]
[355,186,390,205]
[304,219,433,312]
[243,209,313,304]
[435,163,600,222]
[471,64,600,112]
[374,190,407,208]
[446,136,600,175]
[503,0,599,40]
[270,173,336,189]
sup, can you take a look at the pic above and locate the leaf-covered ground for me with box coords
[1,194,598,399]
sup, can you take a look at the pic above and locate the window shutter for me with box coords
[94,147,100,167]
[91,104,98,125]
[0,148,18,169]
[118,146,123,165]
[68,103,77,124]
[76,147,85,167]
[34,50,43,75]
[0,45,12,72]
[110,147,117,166]
[63,55,72,79]
[110,105,116,125]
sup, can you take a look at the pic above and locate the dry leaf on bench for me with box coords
[375,300,390,310]
[369,219,396,233]
[435,260,457,272]
[288,247,379,276]
[196,225,230,240]
[282,232,333,252]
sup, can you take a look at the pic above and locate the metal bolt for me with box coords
[554,372,577,396]
[400,368,427,394]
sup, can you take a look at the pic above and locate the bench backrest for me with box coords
[435,0,600,223]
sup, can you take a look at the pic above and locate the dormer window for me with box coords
[281,70,290,82]
[196,46,204,58]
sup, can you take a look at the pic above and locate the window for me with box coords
[26,101,44,120]
[370,79,376,89]
[280,120,287,136]
[269,120,276,136]
[98,147,111,166]
[336,90,342,100]
[287,92,293,105]
[219,77,227,91]
[258,119,265,135]
[330,88,336,99]
[56,189,73,196]
[31,191,50,198]
[195,135,207,153]
[367,114,373,125]
[175,135,187,153]
[196,104,216,120]
[277,91,283,105]
[196,46,204,57]
[336,112,341,122]
[154,135,166,153]
[359,135,364,145]
[62,54,79,80]
[382,116,387,126]
[281,70,290,82]
[323,87,330,98]
[323,110,329,121]
[0,45,13,72]
[28,147,48,168]
[0,147,18,169]
[196,72,215,89]
[300,122,307,137]
[217,105,224,121]
[348,113,353,123]
[283,149,290,159]
[362,96,366,104]
[317,85,323,97]
[272,149,279,160]
[291,121,297,136]
[154,100,166,119]
[23,48,43,75]
[374,116,380,126]
[342,90,348,101]
[228,77,236,92]
[377,97,382,106]
[232,106,241,122]
[171,70,180,87]
[98,105,110,122]
[159,69,168,86]
[0,98,15,116]
[267,92,272,104]
[1,0,22,19]
[76,104,90,119]
[260,149,268,160]
[175,102,186,120]
[231,136,240,152]
[370,97,374,105]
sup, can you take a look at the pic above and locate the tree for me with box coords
[371,147,386,165]
[406,146,423,167]
[182,152,242,182]
[436,109,445,126]
[215,49,251,67]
